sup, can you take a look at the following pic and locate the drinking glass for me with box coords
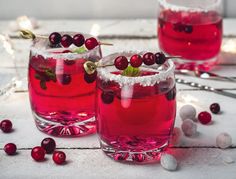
[157,0,223,71]
[96,52,176,163]
[28,32,102,136]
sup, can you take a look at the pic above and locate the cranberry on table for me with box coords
[61,34,73,48]
[143,52,156,66]
[4,143,17,155]
[85,37,99,50]
[0,119,13,133]
[53,151,66,165]
[49,32,61,45]
[41,138,56,154]
[210,103,220,114]
[114,56,129,70]
[31,146,46,161]
[73,34,85,47]
[155,52,166,65]
[198,111,212,124]
[130,54,143,68]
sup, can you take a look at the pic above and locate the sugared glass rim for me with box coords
[30,32,101,60]
[97,51,175,87]
[158,0,222,12]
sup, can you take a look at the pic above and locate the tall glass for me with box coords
[96,52,176,163]
[157,0,223,71]
[28,32,102,137]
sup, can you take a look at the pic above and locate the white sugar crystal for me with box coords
[160,153,178,171]
[181,119,197,137]
[170,127,182,145]
[179,104,196,120]
[216,133,232,149]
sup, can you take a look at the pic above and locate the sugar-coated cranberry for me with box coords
[114,56,129,70]
[53,151,66,165]
[198,111,212,124]
[0,119,13,133]
[84,71,97,83]
[184,25,193,34]
[210,103,220,114]
[4,143,17,155]
[85,37,99,50]
[58,74,71,85]
[101,90,114,104]
[130,54,143,68]
[73,34,85,47]
[143,52,156,66]
[41,138,56,154]
[155,52,166,65]
[31,146,46,161]
[49,32,61,45]
[61,34,73,48]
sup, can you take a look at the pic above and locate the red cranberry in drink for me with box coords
[210,103,220,114]
[132,153,146,162]
[0,119,13,133]
[130,54,143,68]
[173,22,184,32]
[4,143,17,155]
[114,56,129,70]
[85,37,99,50]
[143,52,156,65]
[53,151,66,165]
[41,138,56,154]
[61,34,73,48]
[155,52,166,65]
[64,59,75,65]
[166,86,176,100]
[184,25,193,34]
[84,71,97,83]
[73,34,85,47]
[198,111,212,124]
[31,146,46,161]
[49,32,61,45]
[101,90,114,104]
[57,74,71,85]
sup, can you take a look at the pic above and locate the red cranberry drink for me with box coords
[158,0,223,71]
[95,52,176,163]
[28,32,102,136]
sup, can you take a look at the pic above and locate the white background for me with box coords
[0,0,235,19]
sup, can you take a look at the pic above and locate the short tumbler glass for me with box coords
[157,0,223,71]
[28,32,102,137]
[96,52,176,163]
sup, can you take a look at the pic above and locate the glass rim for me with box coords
[97,51,175,87]
[158,0,222,12]
[30,32,101,60]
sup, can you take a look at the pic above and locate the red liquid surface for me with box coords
[96,72,176,153]
[158,10,222,61]
[28,55,97,135]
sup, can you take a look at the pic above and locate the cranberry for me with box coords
[130,54,143,68]
[210,103,220,114]
[84,71,97,83]
[155,52,166,65]
[31,146,46,161]
[132,154,146,162]
[53,151,66,165]
[58,74,71,85]
[73,34,85,47]
[198,111,212,124]
[41,138,56,154]
[143,52,156,65]
[85,37,99,50]
[114,56,129,70]
[166,86,176,100]
[184,25,193,34]
[101,90,114,104]
[114,153,129,161]
[173,22,184,32]
[64,59,75,65]
[4,143,17,155]
[49,32,61,45]
[0,119,12,133]
[61,34,73,48]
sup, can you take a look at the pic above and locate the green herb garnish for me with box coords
[121,66,140,77]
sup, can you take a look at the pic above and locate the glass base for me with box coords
[33,112,96,137]
[100,139,168,164]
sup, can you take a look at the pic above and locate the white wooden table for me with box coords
[0,19,236,179]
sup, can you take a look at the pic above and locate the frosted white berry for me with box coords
[170,127,182,145]
[160,153,178,171]
[181,119,197,137]
[216,132,232,149]
[179,104,196,120]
